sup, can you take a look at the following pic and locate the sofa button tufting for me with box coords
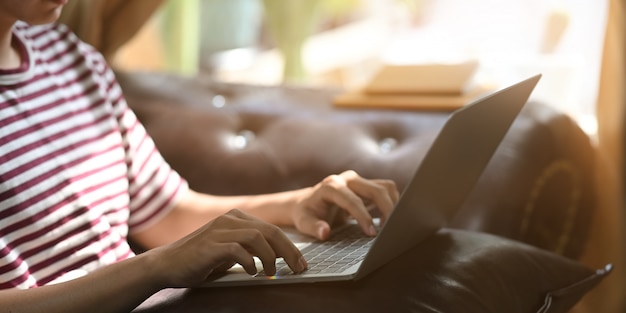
[211,94,226,108]
[230,130,256,149]
[378,137,398,154]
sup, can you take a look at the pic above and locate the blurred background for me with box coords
[111,0,608,136]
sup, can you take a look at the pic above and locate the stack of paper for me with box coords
[333,61,484,111]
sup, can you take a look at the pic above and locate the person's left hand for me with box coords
[291,170,399,241]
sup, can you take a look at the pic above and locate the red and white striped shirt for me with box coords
[0,22,188,289]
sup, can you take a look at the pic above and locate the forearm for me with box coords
[0,253,163,313]
[132,188,309,249]
[132,170,397,248]
[199,190,307,225]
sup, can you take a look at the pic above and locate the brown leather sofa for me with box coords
[116,71,608,313]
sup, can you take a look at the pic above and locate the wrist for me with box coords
[132,249,172,291]
[269,187,311,226]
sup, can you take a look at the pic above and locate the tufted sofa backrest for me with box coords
[117,71,595,261]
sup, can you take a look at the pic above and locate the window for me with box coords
[114,0,608,135]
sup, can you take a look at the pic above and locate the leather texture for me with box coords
[132,229,609,313]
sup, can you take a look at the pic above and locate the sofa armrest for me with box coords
[132,229,609,313]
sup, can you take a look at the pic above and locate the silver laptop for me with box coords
[203,74,542,287]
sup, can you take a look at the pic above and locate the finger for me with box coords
[321,204,350,227]
[248,220,307,274]
[320,174,376,236]
[339,171,398,224]
[295,208,333,241]
[371,179,400,203]
[216,211,307,274]
[213,261,237,274]
[217,242,258,275]
[212,228,278,276]
[357,179,400,225]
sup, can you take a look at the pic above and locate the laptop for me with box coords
[203,74,542,287]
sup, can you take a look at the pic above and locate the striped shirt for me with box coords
[0,22,188,289]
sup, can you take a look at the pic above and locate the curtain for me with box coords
[597,0,626,186]
[158,0,200,75]
[578,0,626,312]
[58,0,164,61]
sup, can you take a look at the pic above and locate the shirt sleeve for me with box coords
[115,94,189,233]
[80,40,189,233]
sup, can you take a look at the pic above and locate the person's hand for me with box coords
[146,209,307,288]
[291,170,400,241]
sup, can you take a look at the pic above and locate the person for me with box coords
[0,1,399,312]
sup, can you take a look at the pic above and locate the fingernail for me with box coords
[368,225,377,236]
[298,256,308,272]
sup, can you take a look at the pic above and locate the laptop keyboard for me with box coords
[273,224,375,276]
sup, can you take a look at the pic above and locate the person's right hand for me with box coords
[145,209,307,288]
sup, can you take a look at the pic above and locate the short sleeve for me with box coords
[88,53,189,232]
[115,96,189,232]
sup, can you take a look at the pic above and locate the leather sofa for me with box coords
[116,71,607,312]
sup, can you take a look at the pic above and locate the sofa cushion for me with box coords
[132,229,609,313]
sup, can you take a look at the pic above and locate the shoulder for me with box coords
[15,21,109,72]
[14,21,79,49]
